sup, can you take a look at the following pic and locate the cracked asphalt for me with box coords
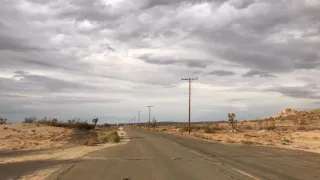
[51,128,320,180]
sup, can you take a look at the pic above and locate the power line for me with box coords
[146,106,154,129]
[181,77,198,134]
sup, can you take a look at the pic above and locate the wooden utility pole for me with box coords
[138,111,140,125]
[181,77,198,134]
[146,106,153,129]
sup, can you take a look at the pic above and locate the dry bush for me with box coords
[192,126,202,131]
[306,126,320,131]
[83,138,99,146]
[0,117,7,124]
[37,118,95,130]
[225,138,236,143]
[204,125,216,133]
[299,119,307,125]
[98,131,120,143]
[24,116,37,123]
[194,133,208,139]
[297,126,307,131]
[241,140,255,145]
[178,125,189,133]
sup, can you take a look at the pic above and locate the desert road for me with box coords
[50,128,320,180]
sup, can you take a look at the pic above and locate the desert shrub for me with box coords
[83,138,99,146]
[211,124,224,131]
[192,126,202,131]
[72,122,95,130]
[92,118,99,127]
[179,125,189,133]
[151,118,157,130]
[299,119,307,125]
[37,118,95,130]
[24,116,37,123]
[241,140,254,145]
[109,134,120,143]
[297,126,307,131]
[228,113,236,132]
[98,131,120,143]
[204,125,215,133]
[266,119,276,131]
[102,123,111,128]
[194,133,208,139]
[244,125,252,130]
[266,126,276,131]
[0,117,7,124]
[225,138,235,143]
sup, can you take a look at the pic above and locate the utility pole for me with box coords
[138,111,140,125]
[146,106,154,129]
[181,77,198,134]
[133,116,135,125]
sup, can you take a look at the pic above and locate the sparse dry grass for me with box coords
[154,108,320,153]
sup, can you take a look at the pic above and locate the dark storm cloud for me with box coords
[242,70,275,78]
[1,0,320,122]
[143,0,221,9]
[266,84,320,99]
[0,35,41,52]
[1,71,92,92]
[190,2,320,73]
[207,70,235,76]
[138,54,210,68]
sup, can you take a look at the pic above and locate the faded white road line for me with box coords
[232,168,261,180]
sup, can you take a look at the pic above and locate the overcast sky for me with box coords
[1,0,320,123]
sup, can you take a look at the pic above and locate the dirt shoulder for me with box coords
[0,123,128,180]
[153,124,320,154]
[152,108,320,153]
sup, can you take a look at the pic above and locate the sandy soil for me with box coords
[0,124,127,180]
[0,123,76,151]
[155,124,320,153]
[153,108,320,153]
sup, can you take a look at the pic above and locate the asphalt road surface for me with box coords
[52,128,320,180]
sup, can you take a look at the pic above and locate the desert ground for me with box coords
[0,123,127,180]
[152,108,320,153]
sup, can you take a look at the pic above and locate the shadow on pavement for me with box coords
[0,148,56,158]
[0,159,77,180]
[121,136,145,140]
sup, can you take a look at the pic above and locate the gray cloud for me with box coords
[207,70,235,76]
[1,71,92,93]
[138,54,210,68]
[0,35,40,52]
[266,84,320,99]
[242,70,275,78]
[1,0,320,122]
